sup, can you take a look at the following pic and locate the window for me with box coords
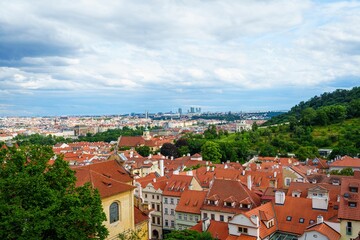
[334,205,339,210]
[190,215,193,221]
[157,204,160,211]
[238,227,248,233]
[152,194,155,199]
[151,203,155,209]
[179,213,182,220]
[225,202,232,207]
[228,216,232,222]
[152,216,155,224]
[220,215,224,222]
[346,222,352,235]
[109,202,119,223]
[177,199,180,204]
[170,198,174,205]
[285,178,291,186]
[171,209,174,215]
[268,219,274,228]
[145,194,148,198]
[171,220,175,228]
[184,214,187,221]
[165,220,169,227]
[164,197,168,204]
[349,202,357,208]
[165,208,168,215]
[309,220,315,224]
[299,218,304,223]
[211,214,215,220]
[157,217,160,225]
[157,195,160,200]
[195,216,199,222]
[286,216,292,221]
[203,213,208,219]
[350,187,358,193]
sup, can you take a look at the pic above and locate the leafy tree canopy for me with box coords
[165,230,214,240]
[201,141,222,163]
[0,145,108,240]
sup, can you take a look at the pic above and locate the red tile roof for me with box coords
[274,196,338,235]
[163,175,197,197]
[74,168,135,199]
[191,220,229,240]
[304,222,340,240]
[175,190,207,214]
[330,156,360,168]
[244,202,277,238]
[201,179,261,215]
[338,178,360,221]
[134,206,149,225]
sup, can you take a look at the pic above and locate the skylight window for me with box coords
[286,216,292,221]
[299,218,304,223]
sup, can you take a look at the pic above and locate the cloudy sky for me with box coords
[0,0,359,116]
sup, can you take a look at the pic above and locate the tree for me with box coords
[165,230,214,240]
[135,146,150,157]
[295,146,319,161]
[201,141,222,163]
[0,145,108,240]
[118,228,146,240]
[252,122,258,131]
[160,143,178,158]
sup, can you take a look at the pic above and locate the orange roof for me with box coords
[304,222,340,240]
[72,159,133,183]
[226,235,257,240]
[243,202,277,238]
[175,190,207,214]
[74,168,135,199]
[338,178,360,221]
[201,179,261,215]
[274,196,338,235]
[287,182,340,204]
[118,136,145,147]
[330,156,360,168]
[134,207,149,225]
[163,175,196,197]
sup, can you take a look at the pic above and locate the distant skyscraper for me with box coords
[190,107,195,113]
[178,108,182,115]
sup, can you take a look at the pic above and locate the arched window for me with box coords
[109,202,119,223]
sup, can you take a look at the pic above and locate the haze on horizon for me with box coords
[0,0,360,116]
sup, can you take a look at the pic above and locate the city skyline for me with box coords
[1,1,360,116]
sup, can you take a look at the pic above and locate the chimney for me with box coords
[130,151,134,158]
[148,154,152,159]
[202,217,210,231]
[153,178,157,183]
[274,171,277,178]
[275,191,285,205]
[159,159,164,177]
[224,164,228,169]
[187,153,191,157]
[187,171,193,176]
[247,175,252,190]
[171,156,174,160]
[242,170,245,176]
[206,166,210,172]
[317,215,323,224]
[211,166,215,172]
[206,161,209,166]
[306,169,311,176]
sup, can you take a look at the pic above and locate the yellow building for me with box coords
[134,207,150,240]
[74,159,138,240]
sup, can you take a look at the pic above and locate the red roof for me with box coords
[175,190,207,214]
[134,207,149,225]
[191,220,229,240]
[338,178,360,221]
[201,179,261,215]
[74,168,135,199]
[163,175,196,197]
[274,196,338,235]
[304,222,340,240]
[330,156,360,168]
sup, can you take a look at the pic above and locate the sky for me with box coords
[0,0,360,116]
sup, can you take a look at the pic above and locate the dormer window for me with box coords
[349,202,357,208]
[349,187,358,193]
[224,201,232,207]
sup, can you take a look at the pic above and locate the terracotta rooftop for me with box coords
[330,156,360,168]
[175,190,207,214]
[201,179,261,215]
[134,206,149,225]
[338,178,360,221]
[163,175,197,197]
[304,222,340,240]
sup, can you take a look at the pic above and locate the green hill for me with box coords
[264,86,360,126]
